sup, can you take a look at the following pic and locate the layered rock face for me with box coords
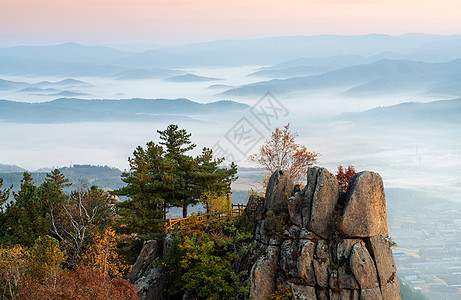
[247,167,401,300]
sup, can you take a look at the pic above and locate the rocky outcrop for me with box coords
[247,167,400,300]
[128,167,400,300]
[249,245,280,299]
[265,170,295,214]
[126,240,165,300]
[340,171,388,237]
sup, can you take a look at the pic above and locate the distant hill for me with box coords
[0,78,28,90]
[0,98,250,123]
[48,91,89,97]
[249,55,378,78]
[223,59,461,97]
[338,98,461,125]
[2,35,461,77]
[208,84,233,90]
[115,68,183,80]
[0,164,26,173]
[110,34,453,68]
[166,74,222,82]
[0,78,91,91]
[0,164,125,192]
[19,87,60,93]
[49,78,91,86]
[0,42,133,64]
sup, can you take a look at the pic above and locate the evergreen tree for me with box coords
[38,169,71,218]
[0,178,11,213]
[157,125,237,217]
[0,178,12,245]
[158,124,197,217]
[0,170,71,247]
[195,148,237,213]
[116,142,177,240]
[116,124,238,238]
[2,172,48,246]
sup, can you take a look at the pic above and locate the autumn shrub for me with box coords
[200,191,231,214]
[18,265,139,300]
[268,284,292,300]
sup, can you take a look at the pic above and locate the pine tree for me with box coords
[195,148,237,213]
[1,170,72,247]
[157,125,238,217]
[0,178,12,213]
[116,124,238,238]
[116,142,175,239]
[3,172,48,246]
[158,124,197,217]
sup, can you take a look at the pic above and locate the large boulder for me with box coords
[126,240,159,283]
[350,242,379,289]
[305,167,339,238]
[280,240,299,278]
[361,287,383,300]
[369,235,398,286]
[340,171,389,237]
[127,240,165,300]
[249,168,399,299]
[336,239,361,289]
[249,245,280,299]
[265,170,294,213]
[287,192,306,227]
[289,282,317,300]
[134,258,165,300]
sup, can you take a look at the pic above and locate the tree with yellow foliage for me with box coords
[0,244,27,299]
[81,227,130,280]
[249,123,319,183]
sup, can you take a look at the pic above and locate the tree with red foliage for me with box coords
[336,165,357,192]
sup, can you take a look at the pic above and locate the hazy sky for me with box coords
[1,0,461,45]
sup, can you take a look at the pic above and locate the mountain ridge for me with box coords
[0,98,250,123]
[223,58,461,96]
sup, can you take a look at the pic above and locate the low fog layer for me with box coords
[1,34,460,202]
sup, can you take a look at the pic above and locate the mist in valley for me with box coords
[1,35,461,299]
[1,63,459,201]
